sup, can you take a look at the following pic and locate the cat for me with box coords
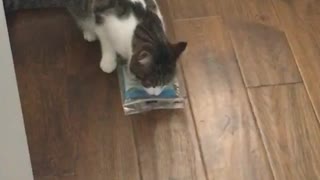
[4,0,187,95]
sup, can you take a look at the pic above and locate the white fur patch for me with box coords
[130,0,147,8]
[95,13,138,60]
[144,87,164,96]
[153,1,164,26]
[83,31,97,42]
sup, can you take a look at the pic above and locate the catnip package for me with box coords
[117,63,186,115]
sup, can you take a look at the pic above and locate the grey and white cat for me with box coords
[4,0,187,95]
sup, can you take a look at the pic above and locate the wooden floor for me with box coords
[7,0,320,180]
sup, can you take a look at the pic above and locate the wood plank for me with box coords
[8,9,141,179]
[67,72,140,180]
[248,84,320,180]
[131,105,206,180]
[216,0,280,27]
[174,17,273,180]
[276,0,320,21]
[8,9,78,177]
[66,31,141,180]
[168,0,279,27]
[34,175,75,180]
[130,4,207,178]
[167,0,219,19]
[226,20,301,87]
[272,0,320,120]
[131,2,206,180]
[63,9,141,180]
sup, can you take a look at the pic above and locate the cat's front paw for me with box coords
[83,31,97,42]
[100,53,117,73]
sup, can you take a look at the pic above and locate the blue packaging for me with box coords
[117,64,186,115]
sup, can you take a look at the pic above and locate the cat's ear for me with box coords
[172,42,188,59]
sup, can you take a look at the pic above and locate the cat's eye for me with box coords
[135,74,143,80]
[142,79,152,87]
[138,51,149,60]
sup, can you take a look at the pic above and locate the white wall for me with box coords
[0,1,34,180]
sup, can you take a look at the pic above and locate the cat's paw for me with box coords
[100,53,117,73]
[83,31,97,42]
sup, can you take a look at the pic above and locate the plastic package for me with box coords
[117,64,186,115]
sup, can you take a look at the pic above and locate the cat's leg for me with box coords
[79,18,98,42]
[68,8,97,42]
[100,42,117,73]
[97,33,117,73]
[73,16,97,42]
[83,29,97,42]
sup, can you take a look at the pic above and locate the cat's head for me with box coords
[130,11,187,94]
[130,41,187,92]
